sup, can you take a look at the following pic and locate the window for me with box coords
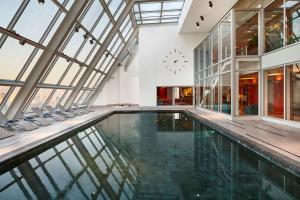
[239,72,259,115]
[264,0,284,52]
[286,0,300,45]
[287,63,300,122]
[235,10,259,55]
[264,67,284,118]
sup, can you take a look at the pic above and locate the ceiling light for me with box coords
[200,16,204,21]
[83,33,88,39]
[19,39,26,45]
[209,1,213,8]
[196,22,200,28]
[38,0,45,5]
[75,25,80,32]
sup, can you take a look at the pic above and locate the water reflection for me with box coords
[0,125,137,200]
[0,112,299,200]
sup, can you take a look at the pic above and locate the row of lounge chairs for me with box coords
[0,104,91,131]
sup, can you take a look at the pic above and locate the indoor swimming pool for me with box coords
[0,112,299,200]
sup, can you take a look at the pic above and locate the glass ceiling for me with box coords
[133,0,185,24]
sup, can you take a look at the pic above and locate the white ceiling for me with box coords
[178,0,239,33]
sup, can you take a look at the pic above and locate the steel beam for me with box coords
[6,0,90,119]
[87,28,138,107]
[64,0,135,109]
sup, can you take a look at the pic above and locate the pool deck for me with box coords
[1,106,300,176]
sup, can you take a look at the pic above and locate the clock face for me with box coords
[162,48,188,74]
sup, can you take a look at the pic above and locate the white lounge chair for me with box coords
[31,107,66,121]
[57,104,83,116]
[16,112,52,126]
[46,105,75,118]
[53,105,75,118]
[0,112,39,131]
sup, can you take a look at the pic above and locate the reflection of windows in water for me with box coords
[0,126,136,200]
[156,113,193,132]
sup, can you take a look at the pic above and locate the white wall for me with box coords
[262,42,300,69]
[93,49,140,106]
[139,24,205,106]
[93,24,205,106]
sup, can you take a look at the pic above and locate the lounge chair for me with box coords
[71,103,89,114]
[0,112,39,131]
[16,112,52,126]
[57,104,83,116]
[31,107,66,121]
[46,105,75,118]
[52,105,75,118]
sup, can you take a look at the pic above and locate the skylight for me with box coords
[133,0,185,25]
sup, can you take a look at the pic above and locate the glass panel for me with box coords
[0,1,23,28]
[235,10,259,55]
[72,68,86,86]
[140,2,161,12]
[211,28,219,64]
[63,28,85,58]
[162,1,184,10]
[47,89,66,108]
[157,87,173,105]
[109,0,123,16]
[60,64,81,86]
[14,0,60,43]
[264,0,284,52]
[0,86,10,106]
[81,0,102,31]
[239,71,259,115]
[204,37,211,68]
[211,76,219,111]
[2,87,20,114]
[264,67,284,118]
[220,72,231,114]
[28,88,53,111]
[44,57,69,84]
[0,37,35,80]
[221,14,231,60]
[286,0,300,45]
[174,87,193,105]
[287,63,300,122]
[220,60,231,73]
[92,13,110,39]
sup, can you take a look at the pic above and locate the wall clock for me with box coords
[162,49,188,74]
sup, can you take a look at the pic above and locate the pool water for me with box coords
[0,112,300,200]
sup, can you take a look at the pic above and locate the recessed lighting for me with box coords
[200,16,204,21]
[38,0,45,5]
[209,1,213,8]
[196,22,200,28]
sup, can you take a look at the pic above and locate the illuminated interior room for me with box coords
[0,0,300,199]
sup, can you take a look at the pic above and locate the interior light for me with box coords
[19,39,26,45]
[75,25,80,32]
[209,1,213,8]
[90,39,94,45]
[83,33,89,39]
[38,0,45,5]
[200,16,204,21]
[196,22,200,28]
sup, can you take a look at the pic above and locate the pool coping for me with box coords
[0,108,300,178]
